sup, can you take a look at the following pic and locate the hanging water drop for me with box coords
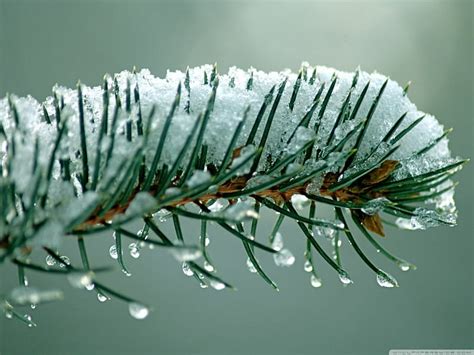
[397,261,415,272]
[273,249,295,267]
[129,243,140,259]
[210,280,226,291]
[30,304,36,310]
[399,263,410,272]
[128,302,149,320]
[199,281,208,289]
[97,293,108,303]
[182,262,194,277]
[304,260,313,273]
[204,261,215,272]
[376,272,399,288]
[338,271,353,285]
[310,275,322,288]
[109,245,118,259]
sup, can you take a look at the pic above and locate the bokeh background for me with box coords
[0,0,472,354]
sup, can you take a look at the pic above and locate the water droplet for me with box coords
[210,280,226,291]
[222,202,259,222]
[338,271,353,285]
[200,234,210,247]
[97,293,108,303]
[397,261,416,272]
[361,197,390,215]
[304,260,313,272]
[45,255,56,266]
[246,258,257,273]
[128,302,149,320]
[199,281,208,289]
[23,277,29,287]
[122,269,132,277]
[169,246,202,262]
[30,304,36,310]
[331,238,342,247]
[273,249,295,267]
[137,228,149,240]
[376,272,399,288]
[67,272,94,290]
[310,275,322,288]
[313,226,336,240]
[204,261,215,272]
[129,243,140,259]
[58,256,70,268]
[398,263,410,272]
[109,245,118,259]
[291,194,310,210]
[272,232,284,251]
[153,208,172,222]
[208,198,228,212]
[5,311,12,319]
[182,262,194,277]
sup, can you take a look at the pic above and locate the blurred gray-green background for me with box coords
[0,0,472,354]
